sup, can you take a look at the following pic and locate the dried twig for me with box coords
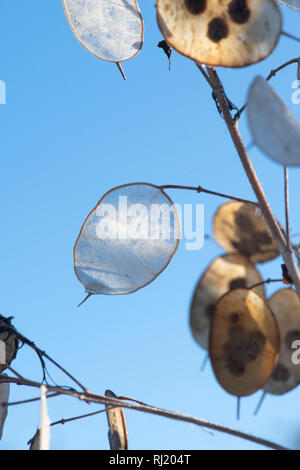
[203,67,300,300]
[0,373,288,451]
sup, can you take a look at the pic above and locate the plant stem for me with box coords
[0,374,288,451]
[205,67,300,298]
[160,184,257,206]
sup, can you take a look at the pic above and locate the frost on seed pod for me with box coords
[210,288,280,397]
[277,0,300,11]
[63,0,144,63]
[213,201,279,264]
[156,0,282,67]
[105,390,128,450]
[264,289,300,395]
[247,76,300,167]
[0,316,18,374]
[190,253,265,350]
[74,183,180,297]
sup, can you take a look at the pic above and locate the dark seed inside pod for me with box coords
[228,0,251,24]
[207,18,229,43]
[184,0,207,15]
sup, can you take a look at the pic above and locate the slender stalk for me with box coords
[205,67,300,299]
[248,279,282,291]
[281,31,300,44]
[160,184,257,206]
[116,62,126,80]
[284,166,292,251]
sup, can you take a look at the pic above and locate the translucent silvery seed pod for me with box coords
[74,183,181,304]
[247,76,300,166]
[63,0,144,78]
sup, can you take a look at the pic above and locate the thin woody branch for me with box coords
[160,184,258,206]
[0,373,288,451]
[204,67,300,300]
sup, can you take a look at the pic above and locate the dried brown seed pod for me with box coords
[63,0,144,64]
[247,76,300,167]
[105,390,128,450]
[210,288,280,397]
[190,253,265,350]
[264,288,300,395]
[213,201,279,263]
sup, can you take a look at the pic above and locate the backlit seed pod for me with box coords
[277,0,300,11]
[213,201,279,263]
[28,429,40,451]
[0,377,9,440]
[247,76,300,166]
[63,0,144,63]
[190,254,265,350]
[105,390,128,450]
[74,183,181,297]
[156,0,282,68]
[0,316,18,374]
[210,289,280,397]
[264,289,300,395]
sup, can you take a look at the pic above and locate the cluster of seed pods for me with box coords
[62,0,300,74]
[190,201,300,403]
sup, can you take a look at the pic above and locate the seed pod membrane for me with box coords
[74,183,180,296]
[264,288,300,395]
[0,378,9,440]
[105,390,128,450]
[210,288,280,397]
[213,201,279,263]
[248,76,300,166]
[63,0,144,63]
[156,0,282,67]
[0,316,18,374]
[190,253,265,350]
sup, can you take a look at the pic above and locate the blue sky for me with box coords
[1,0,300,450]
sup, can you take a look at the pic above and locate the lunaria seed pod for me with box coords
[105,390,128,450]
[190,253,265,350]
[277,0,300,11]
[210,288,280,397]
[0,316,18,374]
[264,288,300,395]
[156,0,282,68]
[74,183,181,298]
[63,0,144,64]
[0,377,9,440]
[213,201,279,263]
[247,76,300,167]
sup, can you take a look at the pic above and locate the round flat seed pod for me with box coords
[63,0,144,63]
[247,76,300,166]
[210,288,280,397]
[156,0,282,68]
[74,183,181,296]
[277,0,300,11]
[264,288,300,395]
[190,254,265,350]
[105,390,128,450]
[0,316,18,374]
[213,201,279,264]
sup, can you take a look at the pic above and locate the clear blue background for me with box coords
[1,0,300,450]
